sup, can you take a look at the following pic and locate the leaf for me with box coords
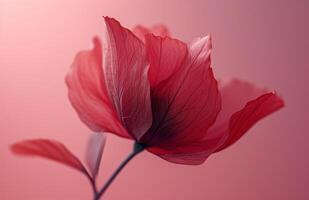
[11,139,88,174]
[85,133,106,178]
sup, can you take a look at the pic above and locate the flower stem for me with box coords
[94,142,145,200]
[85,172,98,196]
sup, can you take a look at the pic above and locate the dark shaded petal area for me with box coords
[142,35,222,164]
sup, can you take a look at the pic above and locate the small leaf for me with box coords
[85,133,106,178]
[11,139,87,174]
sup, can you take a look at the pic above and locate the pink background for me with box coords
[0,0,308,199]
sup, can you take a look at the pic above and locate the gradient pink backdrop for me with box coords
[0,0,308,199]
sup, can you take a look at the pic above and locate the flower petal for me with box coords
[85,133,106,178]
[11,139,87,174]
[132,24,170,42]
[147,136,223,165]
[145,34,187,88]
[102,17,152,140]
[209,79,284,152]
[66,37,130,138]
[150,78,284,165]
[142,35,221,153]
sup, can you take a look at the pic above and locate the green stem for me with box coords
[94,142,145,200]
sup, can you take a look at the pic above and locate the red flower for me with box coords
[66,17,284,165]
